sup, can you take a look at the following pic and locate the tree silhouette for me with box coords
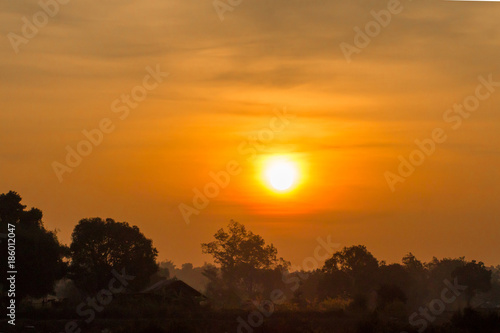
[401,252,429,306]
[323,245,379,295]
[0,191,67,299]
[201,220,287,298]
[69,217,158,293]
[453,260,492,307]
[402,252,425,273]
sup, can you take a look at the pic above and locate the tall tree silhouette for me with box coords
[0,191,67,299]
[202,220,287,298]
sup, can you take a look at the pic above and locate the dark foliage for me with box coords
[69,217,158,294]
[0,191,67,299]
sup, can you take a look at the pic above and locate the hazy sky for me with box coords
[1,0,500,268]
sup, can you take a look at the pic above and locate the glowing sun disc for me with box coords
[264,158,299,192]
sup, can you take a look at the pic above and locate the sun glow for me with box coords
[263,157,300,192]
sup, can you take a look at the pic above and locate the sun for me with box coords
[264,157,299,192]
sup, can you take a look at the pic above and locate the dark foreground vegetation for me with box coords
[2,191,500,333]
[2,306,500,332]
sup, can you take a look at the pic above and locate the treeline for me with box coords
[184,220,500,316]
[0,191,159,301]
[2,191,500,333]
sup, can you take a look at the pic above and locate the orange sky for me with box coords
[1,0,500,267]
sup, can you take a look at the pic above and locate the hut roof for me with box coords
[140,279,205,298]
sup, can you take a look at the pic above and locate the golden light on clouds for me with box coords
[2,0,500,267]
